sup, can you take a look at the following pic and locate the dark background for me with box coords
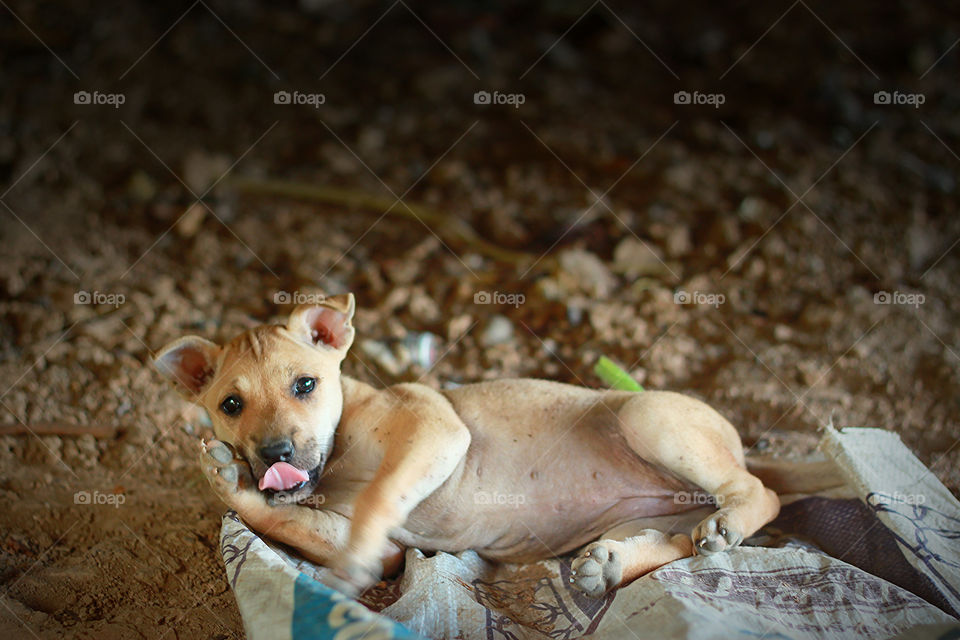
[1,1,958,637]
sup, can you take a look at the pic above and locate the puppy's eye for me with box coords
[220,395,243,416]
[293,377,316,397]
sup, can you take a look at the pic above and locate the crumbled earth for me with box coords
[1,1,958,638]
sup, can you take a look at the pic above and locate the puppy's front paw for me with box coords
[569,541,623,598]
[326,556,381,597]
[693,509,743,555]
[200,439,264,512]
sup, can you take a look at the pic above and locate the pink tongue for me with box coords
[258,462,310,491]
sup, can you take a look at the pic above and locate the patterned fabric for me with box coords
[221,427,960,639]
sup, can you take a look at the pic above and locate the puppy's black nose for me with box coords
[259,438,294,465]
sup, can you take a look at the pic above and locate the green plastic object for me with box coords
[594,356,644,392]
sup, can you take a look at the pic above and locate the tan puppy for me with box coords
[155,294,780,598]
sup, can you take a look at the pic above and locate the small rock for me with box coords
[541,338,559,357]
[557,248,616,297]
[738,196,770,223]
[447,314,474,342]
[535,277,564,301]
[709,216,741,248]
[796,360,823,387]
[359,339,403,376]
[664,225,692,257]
[773,324,793,342]
[481,315,514,347]
[566,303,584,326]
[612,238,668,279]
[176,202,207,238]
[408,288,441,323]
[383,258,419,285]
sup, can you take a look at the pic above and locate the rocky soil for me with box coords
[1,1,958,637]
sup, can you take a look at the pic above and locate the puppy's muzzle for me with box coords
[259,437,294,465]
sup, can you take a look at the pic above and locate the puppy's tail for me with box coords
[745,455,847,495]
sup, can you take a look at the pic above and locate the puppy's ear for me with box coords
[153,336,221,399]
[286,293,356,354]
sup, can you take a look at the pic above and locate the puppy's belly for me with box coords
[396,434,700,562]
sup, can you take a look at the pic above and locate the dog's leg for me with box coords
[615,392,780,556]
[331,399,471,594]
[201,439,403,571]
[570,522,693,597]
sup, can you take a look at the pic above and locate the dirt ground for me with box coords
[1,1,959,638]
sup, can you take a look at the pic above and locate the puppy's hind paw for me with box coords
[569,541,623,598]
[693,509,743,556]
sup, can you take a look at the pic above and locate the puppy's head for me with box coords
[154,293,356,502]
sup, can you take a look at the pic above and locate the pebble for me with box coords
[176,202,207,238]
[557,248,616,298]
[664,225,692,257]
[359,339,403,376]
[774,325,794,342]
[481,315,514,347]
[612,238,668,279]
[738,196,769,222]
[446,314,474,342]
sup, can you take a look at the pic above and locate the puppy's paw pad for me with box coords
[693,510,743,556]
[206,440,235,463]
[569,541,622,598]
[200,439,253,493]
